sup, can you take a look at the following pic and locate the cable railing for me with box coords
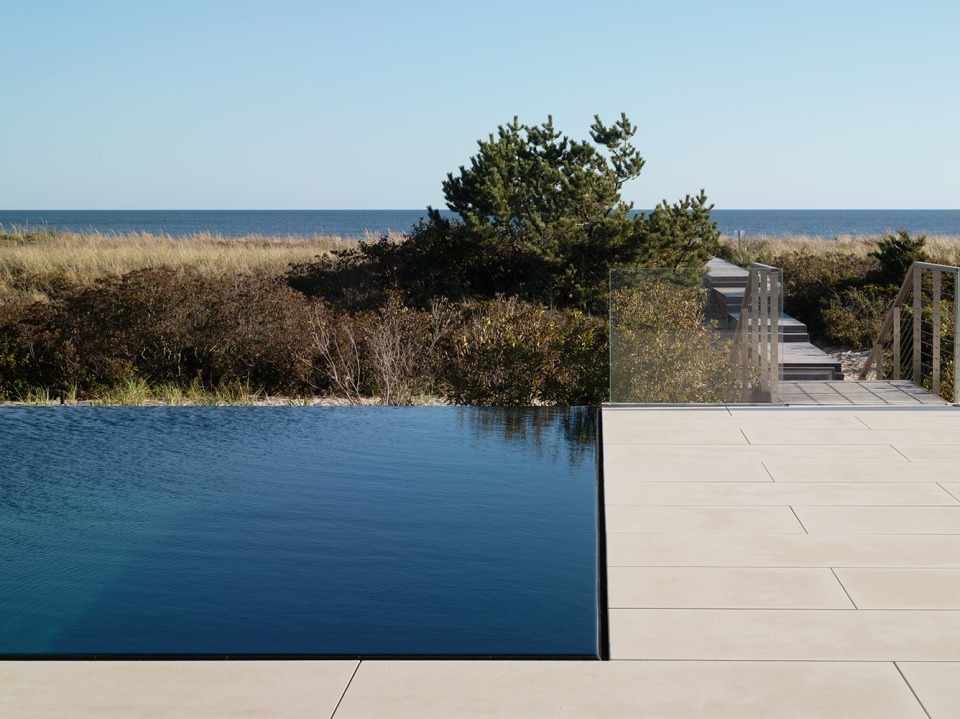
[731,263,783,403]
[860,262,960,402]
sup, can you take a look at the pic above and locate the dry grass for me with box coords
[719,233,960,267]
[0,226,388,301]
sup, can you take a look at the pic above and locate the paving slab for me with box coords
[609,608,960,660]
[601,428,749,445]
[835,568,960,609]
[894,444,960,461]
[604,505,805,533]
[794,506,960,534]
[603,481,957,506]
[599,404,960,715]
[897,662,960,719]
[606,532,960,568]
[856,411,960,429]
[764,461,960,482]
[726,410,871,429]
[0,660,358,719]
[744,428,960,445]
[942,483,960,501]
[334,660,926,719]
[604,443,906,463]
[602,460,771,482]
[607,567,853,609]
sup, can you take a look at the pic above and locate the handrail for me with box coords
[860,261,960,402]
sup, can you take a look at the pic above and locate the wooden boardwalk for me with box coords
[780,380,949,406]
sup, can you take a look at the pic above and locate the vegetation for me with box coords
[4,224,954,404]
[289,114,721,314]
[719,230,948,349]
[0,226,362,303]
[1,114,800,406]
[610,272,739,403]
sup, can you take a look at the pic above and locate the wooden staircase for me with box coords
[705,258,843,381]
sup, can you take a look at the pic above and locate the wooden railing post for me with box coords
[954,269,960,403]
[933,270,942,395]
[892,310,901,380]
[913,265,922,385]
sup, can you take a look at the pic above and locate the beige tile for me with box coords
[856,410,960,429]
[603,461,771,482]
[336,660,926,719]
[727,408,873,429]
[604,506,804,533]
[794,506,960,534]
[604,443,906,463]
[606,532,960,568]
[601,408,734,437]
[894,444,960,462]
[0,660,358,719]
[744,428,960,445]
[942,483,960,502]
[897,662,960,719]
[602,428,749,445]
[607,567,853,608]
[603,481,956,506]
[836,569,960,609]
[764,461,957,482]
[742,429,876,445]
[609,608,960,660]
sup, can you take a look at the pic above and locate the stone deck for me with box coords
[4,404,960,717]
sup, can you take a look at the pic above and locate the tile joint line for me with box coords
[829,567,859,609]
[329,660,362,719]
[789,505,809,534]
[894,662,934,719]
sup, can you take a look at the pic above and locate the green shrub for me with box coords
[610,275,738,403]
[869,229,927,286]
[774,250,879,340]
[21,268,321,395]
[821,285,891,349]
[443,297,607,405]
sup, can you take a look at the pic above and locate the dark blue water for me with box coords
[0,210,439,239]
[0,406,599,657]
[2,209,959,239]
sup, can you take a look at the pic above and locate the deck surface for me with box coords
[781,380,949,406]
[4,404,960,717]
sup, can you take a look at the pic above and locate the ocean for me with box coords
[2,209,959,240]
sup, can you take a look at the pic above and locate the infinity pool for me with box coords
[0,406,599,657]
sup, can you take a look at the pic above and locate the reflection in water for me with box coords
[459,406,596,468]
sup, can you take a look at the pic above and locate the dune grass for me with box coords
[0,225,378,301]
[12,378,277,406]
[719,233,960,267]
[6,228,960,303]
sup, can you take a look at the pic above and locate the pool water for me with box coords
[0,406,599,657]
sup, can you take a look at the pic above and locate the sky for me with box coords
[2,1,958,210]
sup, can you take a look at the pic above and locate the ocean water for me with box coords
[2,209,959,239]
[0,406,599,657]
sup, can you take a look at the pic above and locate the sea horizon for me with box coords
[3,208,960,240]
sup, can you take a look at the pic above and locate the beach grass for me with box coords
[13,379,274,406]
[719,233,960,267]
[0,226,379,301]
[6,228,960,303]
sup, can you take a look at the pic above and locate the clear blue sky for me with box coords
[3,1,957,210]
